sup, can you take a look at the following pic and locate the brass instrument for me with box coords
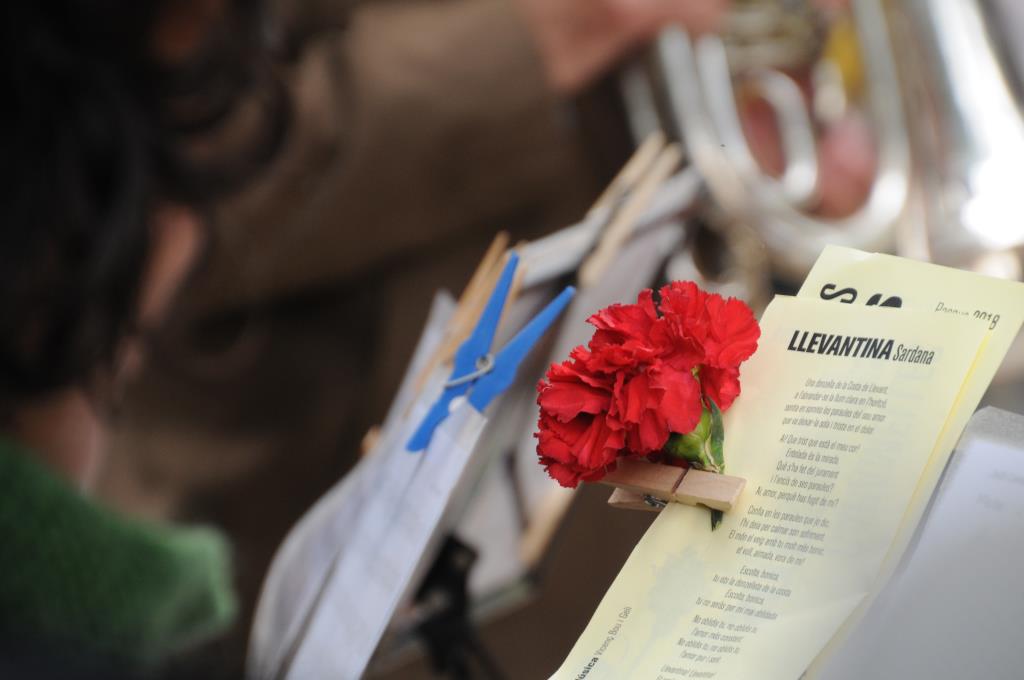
[624,0,1024,283]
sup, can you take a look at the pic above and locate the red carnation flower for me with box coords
[535,282,760,488]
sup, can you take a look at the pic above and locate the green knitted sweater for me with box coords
[0,437,237,670]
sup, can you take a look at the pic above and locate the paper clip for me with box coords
[600,459,746,513]
[407,253,575,452]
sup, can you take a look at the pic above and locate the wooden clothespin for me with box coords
[579,138,684,289]
[369,234,528,453]
[588,131,668,215]
[407,253,574,451]
[436,232,512,366]
[600,459,745,513]
[411,232,511,395]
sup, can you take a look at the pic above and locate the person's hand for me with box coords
[514,0,728,93]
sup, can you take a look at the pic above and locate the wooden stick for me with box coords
[463,232,511,306]
[589,131,667,215]
[606,487,662,512]
[497,241,528,331]
[601,459,746,513]
[519,488,577,567]
[438,233,510,365]
[413,232,510,394]
[359,425,381,458]
[673,469,746,512]
[579,143,684,289]
[599,459,686,503]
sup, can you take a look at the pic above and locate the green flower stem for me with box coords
[663,399,727,530]
[664,406,722,473]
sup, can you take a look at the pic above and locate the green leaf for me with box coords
[664,408,712,464]
[710,509,724,531]
[709,398,725,472]
[665,432,703,463]
[691,408,712,441]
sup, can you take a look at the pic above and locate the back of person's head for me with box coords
[0,0,287,413]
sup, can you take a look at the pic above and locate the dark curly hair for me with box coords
[0,0,287,406]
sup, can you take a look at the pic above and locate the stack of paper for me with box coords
[813,406,1024,679]
[248,160,700,678]
[551,246,1024,679]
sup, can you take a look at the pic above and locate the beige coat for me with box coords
[101,0,598,671]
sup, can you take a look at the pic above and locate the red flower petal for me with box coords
[658,281,710,342]
[579,463,616,482]
[649,364,702,435]
[546,353,613,389]
[620,372,654,425]
[535,412,589,463]
[535,281,760,488]
[587,290,657,339]
[703,295,760,368]
[538,381,611,422]
[634,408,669,453]
[702,365,741,411]
[542,460,585,488]
[573,417,622,469]
[581,342,639,373]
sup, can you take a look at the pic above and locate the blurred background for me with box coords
[88,0,1024,676]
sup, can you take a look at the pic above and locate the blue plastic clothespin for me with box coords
[407,253,575,452]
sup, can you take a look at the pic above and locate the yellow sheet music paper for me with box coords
[794,247,1024,676]
[551,295,988,680]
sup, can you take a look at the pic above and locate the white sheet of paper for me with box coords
[248,293,455,679]
[518,170,698,289]
[549,294,997,680]
[251,189,695,676]
[285,401,487,679]
[797,246,1024,677]
[813,416,1024,679]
